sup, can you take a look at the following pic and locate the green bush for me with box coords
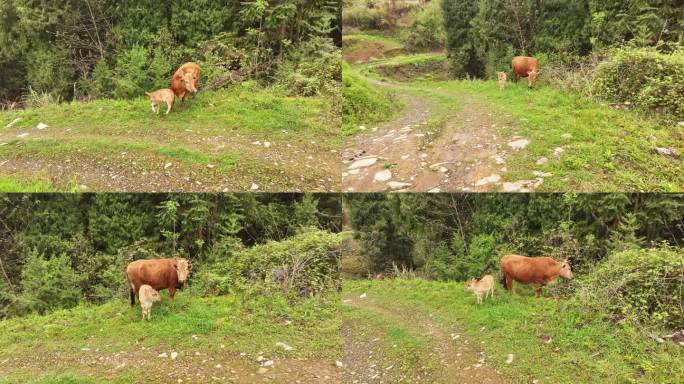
[342,61,399,134]
[401,0,445,53]
[573,246,683,329]
[342,4,391,31]
[593,48,684,118]
[193,230,342,297]
[19,252,83,314]
[276,48,342,96]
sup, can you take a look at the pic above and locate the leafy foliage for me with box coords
[573,245,683,328]
[0,193,341,319]
[593,48,684,117]
[0,0,340,103]
[347,193,684,276]
[193,230,342,297]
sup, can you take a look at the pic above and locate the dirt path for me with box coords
[342,75,540,193]
[0,346,341,383]
[342,293,510,384]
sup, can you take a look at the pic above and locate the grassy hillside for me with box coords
[0,292,341,383]
[0,86,340,192]
[343,279,683,383]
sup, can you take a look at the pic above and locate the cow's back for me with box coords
[127,259,177,291]
[511,56,539,76]
[501,254,552,283]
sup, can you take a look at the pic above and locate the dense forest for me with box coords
[347,193,683,274]
[0,0,341,105]
[0,193,342,318]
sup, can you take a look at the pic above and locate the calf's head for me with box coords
[464,278,477,290]
[558,260,574,279]
[150,289,161,302]
[497,72,507,82]
[181,72,198,94]
[527,70,539,88]
[174,258,190,285]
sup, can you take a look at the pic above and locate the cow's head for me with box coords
[527,70,540,88]
[174,258,190,285]
[181,72,198,94]
[558,260,574,279]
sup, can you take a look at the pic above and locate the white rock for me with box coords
[263,142,271,148]
[428,188,441,193]
[251,141,261,145]
[503,182,522,192]
[348,157,378,170]
[215,364,222,368]
[81,347,91,351]
[158,353,168,358]
[5,118,21,128]
[506,354,514,364]
[250,183,259,190]
[263,360,274,367]
[532,171,552,178]
[438,166,448,173]
[335,360,344,368]
[164,162,172,169]
[374,169,392,182]
[171,351,178,360]
[359,293,367,299]
[654,147,679,157]
[387,181,411,190]
[493,156,505,165]
[17,132,29,138]
[475,174,501,186]
[275,342,293,351]
[36,122,49,130]
[359,125,366,131]
[553,147,564,158]
[507,138,530,150]
[536,157,548,165]
[678,121,684,127]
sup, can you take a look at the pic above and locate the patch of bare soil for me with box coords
[345,42,388,64]
[0,347,341,383]
[342,294,511,384]
[343,78,517,192]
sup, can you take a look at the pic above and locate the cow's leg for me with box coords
[166,101,172,114]
[534,283,542,297]
[169,286,176,300]
[130,288,136,307]
[505,274,513,293]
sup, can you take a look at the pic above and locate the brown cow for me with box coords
[500,254,573,297]
[126,258,190,306]
[511,56,540,88]
[171,62,201,101]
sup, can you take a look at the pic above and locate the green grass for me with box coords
[342,62,402,135]
[0,175,57,192]
[344,279,683,384]
[0,85,338,191]
[0,292,341,383]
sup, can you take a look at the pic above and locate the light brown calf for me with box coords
[465,274,495,304]
[497,72,507,91]
[139,284,161,320]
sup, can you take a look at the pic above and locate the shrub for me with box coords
[19,251,83,314]
[573,245,683,329]
[401,0,445,53]
[276,48,342,96]
[193,230,342,297]
[342,61,399,134]
[593,48,684,118]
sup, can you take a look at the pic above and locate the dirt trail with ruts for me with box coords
[342,75,541,193]
[342,293,511,383]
